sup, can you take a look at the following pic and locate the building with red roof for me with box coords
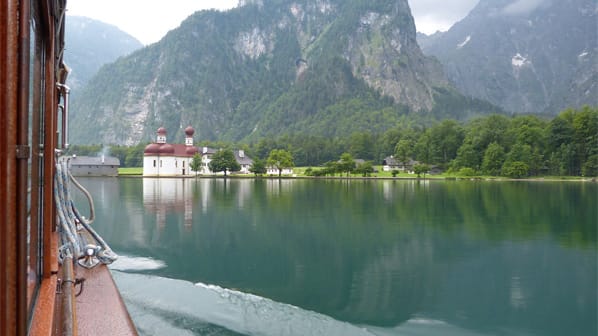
[143,126,254,177]
[143,126,199,177]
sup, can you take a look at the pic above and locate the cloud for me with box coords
[502,0,547,15]
[408,0,479,34]
[67,0,484,41]
[67,0,238,45]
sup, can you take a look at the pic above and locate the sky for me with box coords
[410,0,479,34]
[66,0,480,45]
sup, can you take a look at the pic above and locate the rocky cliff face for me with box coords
[420,0,597,114]
[344,5,447,111]
[69,0,463,145]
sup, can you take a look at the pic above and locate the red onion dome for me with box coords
[159,144,175,154]
[186,146,198,155]
[157,127,167,135]
[144,143,161,154]
[184,126,195,137]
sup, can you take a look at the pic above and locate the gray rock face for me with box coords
[344,5,447,111]
[420,0,597,114]
[65,16,143,90]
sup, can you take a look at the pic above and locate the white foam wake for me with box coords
[112,271,376,336]
[109,255,167,271]
[111,271,492,336]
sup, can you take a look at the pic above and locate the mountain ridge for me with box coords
[70,0,499,145]
[65,16,143,90]
[419,0,597,114]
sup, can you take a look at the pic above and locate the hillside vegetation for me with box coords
[69,0,499,146]
[71,106,597,178]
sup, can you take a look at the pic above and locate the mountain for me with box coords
[70,0,498,146]
[65,16,143,90]
[419,0,597,115]
[416,31,444,51]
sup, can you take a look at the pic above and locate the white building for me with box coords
[198,147,254,175]
[198,146,218,175]
[143,126,199,177]
[266,166,294,176]
[235,150,253,174]
[382,155,418,173]
[143,126,254,176]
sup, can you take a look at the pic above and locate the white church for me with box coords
[143,126,254,177]
[143,126,199,177]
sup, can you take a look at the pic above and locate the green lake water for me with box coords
[75,177,597,336]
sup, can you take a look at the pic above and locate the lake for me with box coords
[75,177,597,336]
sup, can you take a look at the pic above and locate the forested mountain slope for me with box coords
[70,0,499,145]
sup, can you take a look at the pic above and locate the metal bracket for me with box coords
[16,145,30,159]
[56,279,63,294]
[74,278,86,297]
[56,277,86,297]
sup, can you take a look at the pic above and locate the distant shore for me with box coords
[117,168,596,182]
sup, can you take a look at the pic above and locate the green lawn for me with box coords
[118,167,143,175]
[117,166,591,180]
[296,166,433,178]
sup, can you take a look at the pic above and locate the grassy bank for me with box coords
[119,166,594,180]
[118,167,143,175]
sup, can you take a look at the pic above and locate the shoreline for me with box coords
[115,174,597,182]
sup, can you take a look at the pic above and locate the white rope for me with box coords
[54,156,118,265]
[54,159,82,261]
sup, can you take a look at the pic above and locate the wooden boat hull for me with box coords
[0,0,137,334]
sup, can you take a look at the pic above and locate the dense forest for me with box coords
[67,106,597,177]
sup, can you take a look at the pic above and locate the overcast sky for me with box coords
[67,0,480,45]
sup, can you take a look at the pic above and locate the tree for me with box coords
[582,154,598,177]
[429,120,464,166]
[508,115,547,149]
[546,110,575,153]
[452,142,479,172]
[379,128,402,162]
[573,106,598,175]
[208,149,240,177]
[394,139,412,165]
[481,142,505,176]
[551,143,577,176]
[338,153,356,177]
[267,149,294,177]
[467,115,510,151]
[506,143,532,167]
[124,144,145,168]
[249,158,267,176]
[502,161,529,179]
[324,161,340,176]
[414,131,432,164]
[453,115,509,171]
[413,163,430,178]
[109,145,129,167]
[355,161,374,177]
[458,167,477,177]
[349,132,375,161]
[190,153,202,176]
[67,144,102,157]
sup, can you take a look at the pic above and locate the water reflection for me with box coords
[143,178,194,230]
[76,178,597,336]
